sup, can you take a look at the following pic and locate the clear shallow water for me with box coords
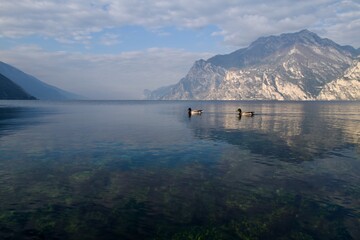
[0,100,359,239]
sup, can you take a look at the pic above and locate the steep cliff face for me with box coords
[317,59,360,100]
[146,30,360,100]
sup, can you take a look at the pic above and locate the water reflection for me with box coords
[183,101,360,161]
[181,101,360,239]
[0,101,359,239]
[0,105,46,138]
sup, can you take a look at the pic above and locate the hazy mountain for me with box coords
[0,61,81,100]
[146,30,360,100]
[0,73,36,100]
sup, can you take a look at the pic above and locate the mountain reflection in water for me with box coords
[0,100,359,239]
[186,102,359,160]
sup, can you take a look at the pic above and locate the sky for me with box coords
[0,0,359,99]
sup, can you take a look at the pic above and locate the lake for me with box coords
[0,100,359,239]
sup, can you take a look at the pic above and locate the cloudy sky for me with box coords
[1,0,359,99]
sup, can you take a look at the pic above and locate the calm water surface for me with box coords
[0,100,359,239]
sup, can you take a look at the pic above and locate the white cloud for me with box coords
[0,0,109,43]
[0,0,359,47]
[100,33,121,46]
[0,45,212,99]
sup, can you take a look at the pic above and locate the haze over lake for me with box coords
[0,100,359,239]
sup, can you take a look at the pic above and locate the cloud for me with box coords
[0,1,109,43]
[316,1,360,47]
[0,0,359,47]
[100,33,121,46]
[1,1,359,100]
[0,45,212,99]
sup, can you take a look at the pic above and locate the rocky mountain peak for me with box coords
[208,29,358,70]
[146,30,360,100]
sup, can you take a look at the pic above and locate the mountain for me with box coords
[317,58,360,100]
[0,61,81,100]
[146,30,360,100]
[0,73,36,100]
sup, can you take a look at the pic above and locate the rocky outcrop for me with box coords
[317,59,360,100]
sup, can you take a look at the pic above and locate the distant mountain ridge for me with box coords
[0,73,36,100]
[146,30,360,100]
[0,61,81,100]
